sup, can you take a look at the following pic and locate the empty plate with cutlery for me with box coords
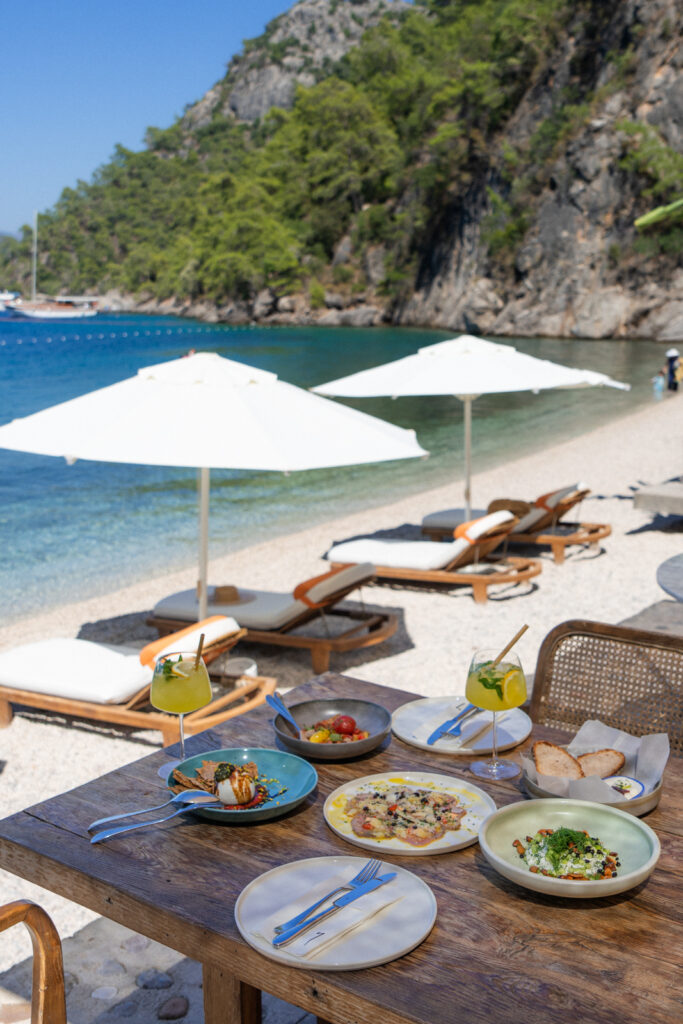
[391,696,532,754]
[235,855,436,969]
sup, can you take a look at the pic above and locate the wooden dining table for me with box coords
[0,672,681,1024]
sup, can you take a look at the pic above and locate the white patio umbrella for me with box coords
[0,352,427,618]
[313,335,629,519]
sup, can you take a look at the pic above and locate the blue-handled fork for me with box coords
[273,858,382,935]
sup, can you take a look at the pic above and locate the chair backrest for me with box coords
[294,562,375,608]
[0,900,66,1023]
[445,510,516,570]
[139,615,242,667]
[531,619,683,755]
[515,483,589,534]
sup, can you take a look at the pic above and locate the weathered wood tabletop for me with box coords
[0,673,681,1024]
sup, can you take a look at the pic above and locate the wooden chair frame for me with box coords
[530,618,683,754]
[0,900,66,1024]
[0,628,277,746]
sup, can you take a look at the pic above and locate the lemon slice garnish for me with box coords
[170,663,190,678]
[502,668,526,706]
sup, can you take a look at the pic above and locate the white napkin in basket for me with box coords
[252,869,401,960]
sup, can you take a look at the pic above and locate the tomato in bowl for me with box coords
[272,698,391,761]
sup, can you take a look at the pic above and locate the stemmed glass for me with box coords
[465,648,527,780]
[151,648,212,771]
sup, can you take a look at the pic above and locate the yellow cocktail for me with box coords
[465,659,527,712]
[151,651,212,759]
[466,648,526,781]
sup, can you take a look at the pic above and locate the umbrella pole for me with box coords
[198,468,210,621]
[463,396,473,520]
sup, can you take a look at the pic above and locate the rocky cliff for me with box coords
[395,0,683,341]
[181,0,411,128]
[127,0,681,341]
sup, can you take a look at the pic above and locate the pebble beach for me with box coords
[1,391,682,1020]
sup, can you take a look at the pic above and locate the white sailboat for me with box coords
[6,212,98,320]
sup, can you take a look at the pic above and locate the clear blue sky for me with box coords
[0,0,296,235]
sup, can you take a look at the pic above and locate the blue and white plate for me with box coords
[167,747,317,823]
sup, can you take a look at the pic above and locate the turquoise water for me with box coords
[0,314,663,622]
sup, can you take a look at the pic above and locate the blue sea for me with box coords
[0,313,663,623]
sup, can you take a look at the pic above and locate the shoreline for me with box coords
[101,288,683,343]
[1,392,679,666]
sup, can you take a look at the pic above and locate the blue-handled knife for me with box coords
[425,703,477,746]
[272,873,397,947]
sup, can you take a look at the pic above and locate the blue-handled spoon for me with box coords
[266,693,302,738]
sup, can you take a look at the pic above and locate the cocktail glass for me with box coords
[465,648,527,780]
[151,650,212,766]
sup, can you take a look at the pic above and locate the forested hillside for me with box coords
[2,0,681,339]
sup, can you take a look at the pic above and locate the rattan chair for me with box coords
[531,619,683,755]
[0,901,66,1023]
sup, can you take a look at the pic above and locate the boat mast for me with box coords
[31,211,38,301]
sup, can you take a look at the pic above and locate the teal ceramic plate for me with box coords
[167,747,317,823]
[479,798,660,898]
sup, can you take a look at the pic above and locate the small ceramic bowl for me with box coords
[479,798,660,898]
[272,698,391,760]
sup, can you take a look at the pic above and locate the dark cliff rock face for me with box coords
[182,0,411,128]
[398,0,683,341]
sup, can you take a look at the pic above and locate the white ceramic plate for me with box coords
[479,798,660,898]
[391,696,532,754]
[235,855,436,970]
[324,770,496,856]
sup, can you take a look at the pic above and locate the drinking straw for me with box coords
[492,624,529,666]
[194,633,205,669]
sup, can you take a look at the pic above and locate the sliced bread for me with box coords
[532,741,584,779]
[577,749,626,779]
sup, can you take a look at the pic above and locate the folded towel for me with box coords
[252,869,401,960]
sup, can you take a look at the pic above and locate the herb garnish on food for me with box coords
[512,826,620,879]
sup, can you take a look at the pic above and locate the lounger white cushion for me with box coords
[153,564,375,631]
[326,511,513,570]
[0,639,152,704]
[0,618,242,705]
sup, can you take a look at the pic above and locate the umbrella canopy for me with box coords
[313,335,629,517]
[0,352,426,617]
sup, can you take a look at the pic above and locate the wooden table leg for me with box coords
[203,964,261,1024]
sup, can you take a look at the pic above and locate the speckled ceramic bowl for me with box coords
[272,698,391,761]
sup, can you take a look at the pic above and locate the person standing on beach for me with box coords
[663,348,681,393]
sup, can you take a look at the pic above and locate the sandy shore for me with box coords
[1,392,682,977]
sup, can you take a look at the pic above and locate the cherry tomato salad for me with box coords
[303,714,369,744]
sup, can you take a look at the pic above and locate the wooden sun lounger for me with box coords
[422,488,611,564]
[148,605,398,675]
[147,566,399,674]
[330,522,542,603]
[0,622,276,746]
